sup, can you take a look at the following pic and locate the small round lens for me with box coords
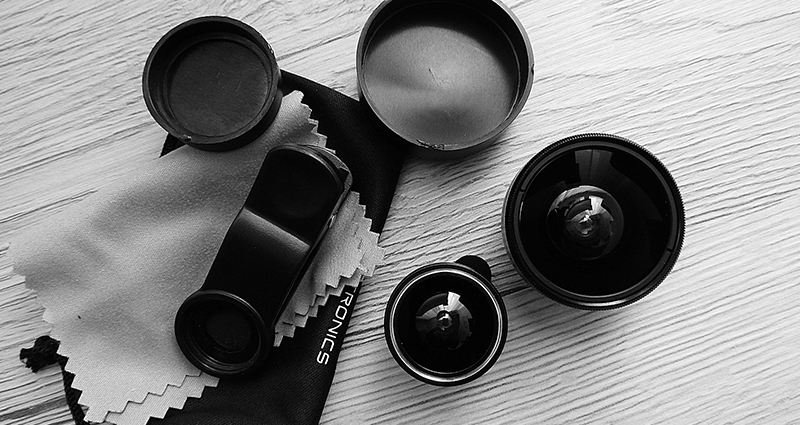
[385,258,507,386]
[175,291,271,376]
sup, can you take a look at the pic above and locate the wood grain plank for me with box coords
[321,0,800,423]
[1,0,799,423]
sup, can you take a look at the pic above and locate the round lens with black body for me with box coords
[385,256,507,386]
[503,134,684,309]
[176,291,271,375]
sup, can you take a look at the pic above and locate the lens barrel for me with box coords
[385,256,507,386]
[503,134,684,309]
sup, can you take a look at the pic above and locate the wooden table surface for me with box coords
[2,0,800,423]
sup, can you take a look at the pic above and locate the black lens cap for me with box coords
[143,16,282,151]
[385,256,507,386]
[357,0,534,159]
[503,134,685,309]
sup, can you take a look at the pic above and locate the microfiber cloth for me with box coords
[14,72,408,424]
[13,90,327,422]
[149,72,408,425]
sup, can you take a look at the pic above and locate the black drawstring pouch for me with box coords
[151,72,407,425]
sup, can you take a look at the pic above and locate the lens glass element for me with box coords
[204,305,253,353]
[389,268,504,381]
[176,292,268,375]
[186,299,259,366]
[414,291,474,351]
[504,134,684,308]
[547,185,624,261]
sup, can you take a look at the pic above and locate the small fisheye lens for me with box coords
[385,260,507,385]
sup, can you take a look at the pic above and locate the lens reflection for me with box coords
[415,292,473,351]
[386,266,505,384]
[547,185,624,261]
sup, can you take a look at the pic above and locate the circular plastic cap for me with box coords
[143,16,281,151]
[357,0,534,159]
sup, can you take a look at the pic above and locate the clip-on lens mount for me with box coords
[175,144,352,376]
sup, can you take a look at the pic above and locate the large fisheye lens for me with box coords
[504,134,684,309]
